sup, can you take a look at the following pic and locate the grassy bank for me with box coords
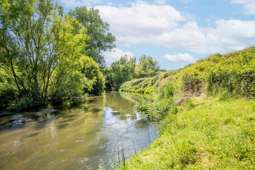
[120,47,255,98]
[119,97,255,169]
[118,47,255,169]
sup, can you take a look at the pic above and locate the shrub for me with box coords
[159,83,174,98]
[0,88,16,110]
[208,71,255,98]
[8,96,34,112]
[182,74,202,95]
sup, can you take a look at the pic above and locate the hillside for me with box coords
[120,47,255,98]
[118,47,255,169]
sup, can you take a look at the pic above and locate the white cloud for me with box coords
[164,53,195,63]
[231,0,255,15]
[96,1,185,44]
[158,19,255,54]
[96,1,255,56]
[103,48,134,66]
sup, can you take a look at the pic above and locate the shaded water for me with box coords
[0,93,157,170]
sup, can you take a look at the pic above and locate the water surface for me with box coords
[0,93,157,170]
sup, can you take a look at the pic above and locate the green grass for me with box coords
[120,98,255,170]
[118,47,255,169]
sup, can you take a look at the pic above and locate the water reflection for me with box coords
[0,92,157,170]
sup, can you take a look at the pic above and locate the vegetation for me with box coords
[121,47,255,98]
[0,0,254,169]
[106,55,159,91]
[119,47,255,169]
[0,0,106,111]
[135,55,159,78]
[80,56,105,95]
[0,0,158,111]
[69,7,115,66]
[105,56,136,90]
[120,98,255,169]
[120,72,170,94]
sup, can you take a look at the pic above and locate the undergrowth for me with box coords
[118,98,255,170]
[117,47,255,170]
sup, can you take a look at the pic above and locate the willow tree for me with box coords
[0,0,87,108]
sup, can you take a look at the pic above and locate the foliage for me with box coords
[135,55,159,78]
[119,47,255,170]
[0,68,16,109]
[105,55,160,91]
[107,56,136,90]
[69,7,115,66]
[121,47,255,98]
[0,0,105,110]
[136,83,177,120]
[159,83,175,98]
[0,0,66,108]
[120,72,170,94]
[119,98,255,170]
[49,16,88,104]
[80,56,105,95]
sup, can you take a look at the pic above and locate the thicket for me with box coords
[120,47,255,98]
[105,55,159,91]
[135,82,177,121]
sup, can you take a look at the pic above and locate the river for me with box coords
[0,92,158,170]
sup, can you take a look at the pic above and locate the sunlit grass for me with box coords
[119,98,255,169]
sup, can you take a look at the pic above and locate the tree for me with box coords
[0,0,88,110]
[135,55,159,78]
[69,7,115,66]
[49,16,88,104]
[80,56,105,95]
[109,56,136,90]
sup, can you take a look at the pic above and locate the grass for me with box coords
[119,97,255,169]
[118,47,255,169]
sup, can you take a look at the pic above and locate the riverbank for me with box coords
[118,97,255,169]
[118,47,255,169]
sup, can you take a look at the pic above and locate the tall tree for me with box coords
[0,0,87,109]
[135,55,159,78]
[49,16,88,102]
[109,56,136,90]
[69,7,115,66]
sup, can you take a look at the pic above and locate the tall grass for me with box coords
[117,47,255,170]
[119,98,255,170]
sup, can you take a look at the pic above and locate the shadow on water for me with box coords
[0,109,61,131]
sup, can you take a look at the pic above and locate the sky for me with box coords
[57,0,255,70]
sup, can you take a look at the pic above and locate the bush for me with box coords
[8,96,34,112]
[159,83,174,98]
[208,71,255,98]
[80,56,105,95]
[0,88,16,110]
[182,74,202,95]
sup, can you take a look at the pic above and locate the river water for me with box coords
[0,93,157,170]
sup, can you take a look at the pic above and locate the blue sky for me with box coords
[57,0,255,70]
